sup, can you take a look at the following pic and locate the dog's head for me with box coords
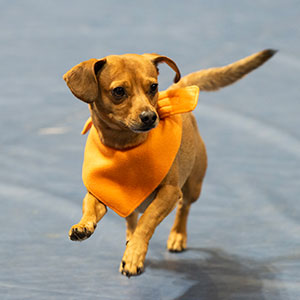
[63,54,181,133]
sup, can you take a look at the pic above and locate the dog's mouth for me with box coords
[130,123,158,133]
[108,115,158,133]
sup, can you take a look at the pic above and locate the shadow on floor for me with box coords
[147,247,283,300]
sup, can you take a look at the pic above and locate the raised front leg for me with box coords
[69,192,107,241]
[120,185,182,277]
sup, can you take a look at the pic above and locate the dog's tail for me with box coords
[170,49,277,91]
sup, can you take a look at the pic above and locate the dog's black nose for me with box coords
[139,111,157,126]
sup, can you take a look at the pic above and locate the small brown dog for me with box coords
[63,49,275,277]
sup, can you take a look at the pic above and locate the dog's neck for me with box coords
[90,109,148,150]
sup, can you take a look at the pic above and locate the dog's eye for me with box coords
[112,87,126,99]
[149,83,158,95]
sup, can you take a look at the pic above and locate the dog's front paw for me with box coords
[69,222,96,241]
[167,231,187,252]
[119,238,148,277]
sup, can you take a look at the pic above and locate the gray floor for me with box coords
[1,1,299,299]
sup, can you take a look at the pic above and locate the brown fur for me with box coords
[63,49,275,277]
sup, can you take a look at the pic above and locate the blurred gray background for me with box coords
[0,0,299,299]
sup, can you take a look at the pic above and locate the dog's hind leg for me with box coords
[167,195,191,252]
[69,192,107,241]
[167,177,204,252]
[167,145,206,252]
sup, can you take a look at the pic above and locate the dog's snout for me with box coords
[139,111,157,126]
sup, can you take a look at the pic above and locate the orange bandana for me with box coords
[81,86,199,217]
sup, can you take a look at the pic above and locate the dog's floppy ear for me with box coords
[143,54,181,83]
[63,58,106,103]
